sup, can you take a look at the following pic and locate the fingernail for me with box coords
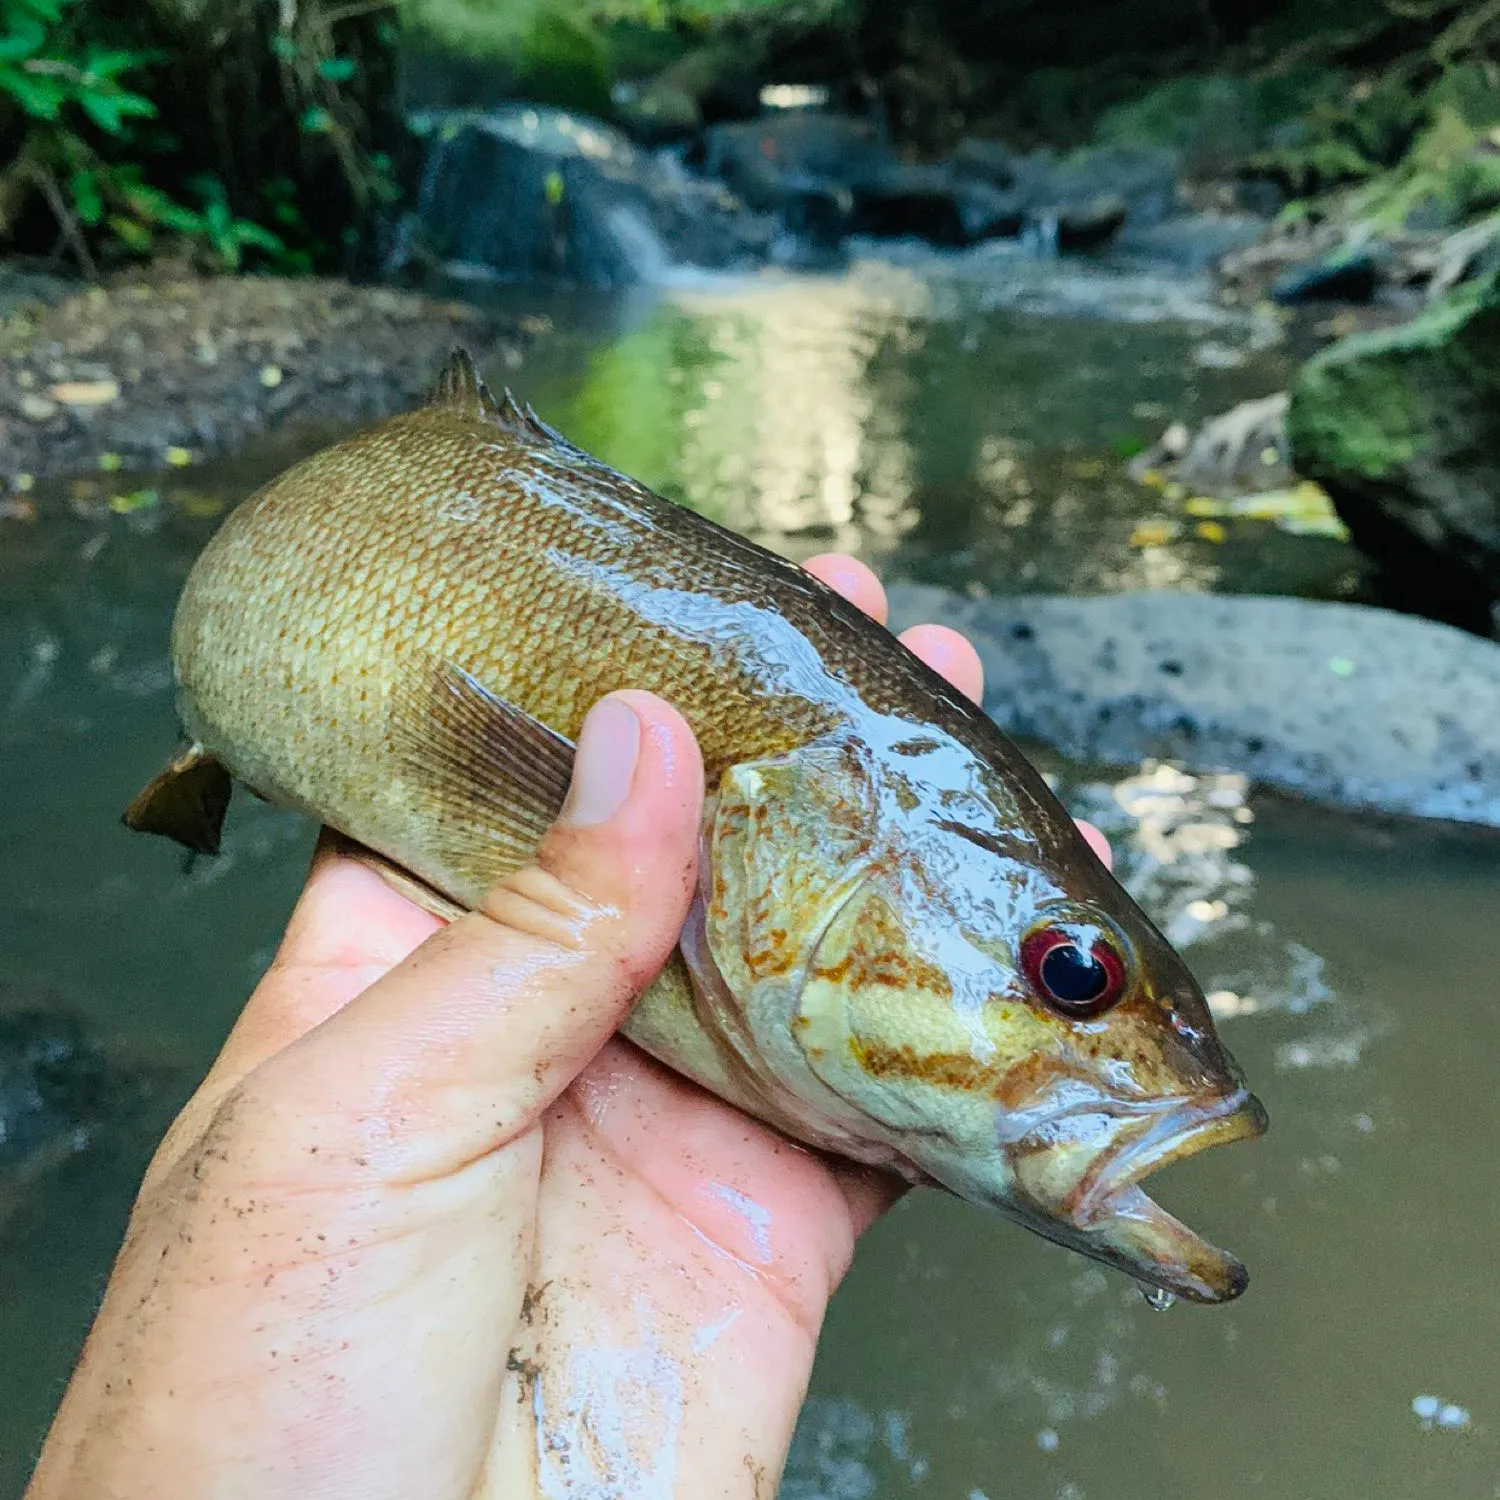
[563,697,641,826]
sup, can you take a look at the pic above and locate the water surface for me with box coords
[2,256,1493,1498]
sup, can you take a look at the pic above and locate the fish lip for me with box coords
[1007,1086,1268,1305]
[1067,1086,1269,1228]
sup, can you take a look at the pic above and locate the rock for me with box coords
[614,41,763,145]
[705,112,1022,252]
[1016,143,1180,232]
[951,135,1017,189]
[1116,211,1270,271]
[1131,393,1293,495]
[413,105,766,286]
[886,587,1500,828]
[1287,270,1500,633]
[1054,194,1129,252]
[703,112,890,201]
[1271,252,1380,305]
[1426,209,1500,300]
[849,163,969,246]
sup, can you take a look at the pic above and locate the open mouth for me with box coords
[1013,1087,1269,1304]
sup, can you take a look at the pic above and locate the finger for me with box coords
[803,552,888,625]
[213,833,444,1079]
[1075,818,1114,871]
[898,623,985,703]
[251,691,705,1183]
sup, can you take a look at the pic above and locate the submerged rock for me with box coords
[1287,269,1500,632]
[887,587,1500,828]
[0,1005,114,1188]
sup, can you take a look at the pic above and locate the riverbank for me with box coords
[0,267,535,495]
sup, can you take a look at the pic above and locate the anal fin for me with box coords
[123,745,232,855]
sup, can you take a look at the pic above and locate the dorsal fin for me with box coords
[427,347,565,447]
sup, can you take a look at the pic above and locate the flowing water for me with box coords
[2,253,1496,1498]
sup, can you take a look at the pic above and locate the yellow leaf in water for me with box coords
[1138,467,1165,489]
[165,446,193,467]
[260,364,284,388]
[1129,519,1178,547]
[49,379,120,406]
[15,472,34,491]
[176,491,225,518]
[109,488,159,514]
[97,453,123,472]
[1195,520,1228,543]
[1163,481,1186,502]
[1184,496,1222,517]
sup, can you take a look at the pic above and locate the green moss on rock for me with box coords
[1288,270,1500,623]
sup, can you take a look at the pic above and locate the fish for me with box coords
[125,349,1267,1305]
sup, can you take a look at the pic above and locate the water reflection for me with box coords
[496,260,1346,601]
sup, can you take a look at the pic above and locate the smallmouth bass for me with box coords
[127,351,1266,1304]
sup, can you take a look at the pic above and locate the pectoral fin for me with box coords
[122,745,232,855]
[388,659,576,896]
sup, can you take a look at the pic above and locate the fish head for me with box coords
[696,736,1267,1304]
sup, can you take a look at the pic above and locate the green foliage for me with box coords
[514,6,612,115]
[0,0,157,127]
[0,0,392,274]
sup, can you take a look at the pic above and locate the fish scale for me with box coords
[126,350,1267,1306]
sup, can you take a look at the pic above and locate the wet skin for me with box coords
[31,557,1056,1500]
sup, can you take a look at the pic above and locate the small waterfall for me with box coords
[604,202,674,283]
[1024,209,1061,259]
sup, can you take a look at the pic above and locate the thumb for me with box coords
[247,690,704,1182]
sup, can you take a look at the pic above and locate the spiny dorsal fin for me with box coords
[428,347,566,447]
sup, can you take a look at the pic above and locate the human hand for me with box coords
[28,554,1110,1500]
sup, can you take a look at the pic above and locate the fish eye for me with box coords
[1020,925,1129,1018]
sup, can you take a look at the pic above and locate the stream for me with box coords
[1,250,1496,1499]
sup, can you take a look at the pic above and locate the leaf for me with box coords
[0,20,46,61]
[69,166,102,224]
[269,32,297,61]
[76,90,124,133]
[81,47,158,79]
[12,0,65,23]
[0,63,65,118]
[299,106,333,134]
[317,55,356,83]
[106,214,153,252]
[233,220,284,254]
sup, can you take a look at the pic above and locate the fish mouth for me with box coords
[1011,1087,1269,1305]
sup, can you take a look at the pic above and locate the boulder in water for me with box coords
[1287,269,1500,633]
[887,587,1500,828]
[412,105,766,286]
[1271,251,1380,305]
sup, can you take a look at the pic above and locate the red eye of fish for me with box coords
[1021,927,1128,1017]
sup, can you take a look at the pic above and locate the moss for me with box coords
[1289,270,1500,482]
[515,6,613,115]
[399,0,537,63]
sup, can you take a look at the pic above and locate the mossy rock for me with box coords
[1288,270,1500,629]
[515,8,613,118]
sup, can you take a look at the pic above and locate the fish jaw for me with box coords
[1004,1087,1269,1303]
